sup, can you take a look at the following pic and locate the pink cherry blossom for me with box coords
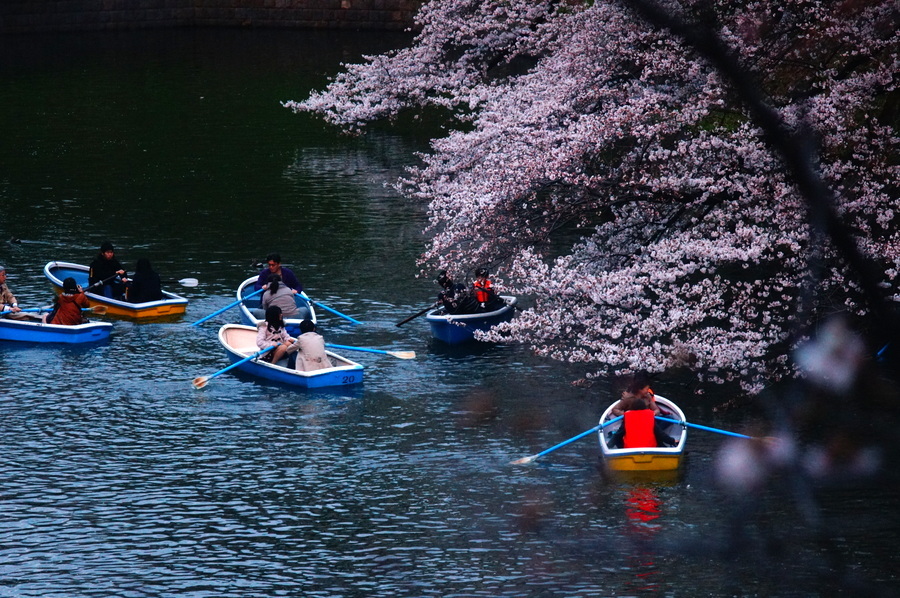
[286,0,899,394]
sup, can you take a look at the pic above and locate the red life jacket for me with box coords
[473,278,492,303]
[623,409,658,448]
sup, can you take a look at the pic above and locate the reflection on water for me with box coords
[0,28,896,598]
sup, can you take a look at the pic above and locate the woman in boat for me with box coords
[126,258,163,303]
[260,274,299,318]
[0,265,24,318]
[472,267,501,311]
[608,398,677,449]
[47,277,90,326]
[291,319,330,372]
[256,305,294,364]
[88,241,127,299]
[611,373,661,417]
[254,253,302,292]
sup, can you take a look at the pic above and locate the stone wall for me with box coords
[0,0,421,33]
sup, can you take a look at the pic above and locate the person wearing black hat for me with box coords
[436,270,474,315]
[46,277,90,325]
[88,241,127,299]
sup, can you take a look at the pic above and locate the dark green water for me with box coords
[0,29,896,597]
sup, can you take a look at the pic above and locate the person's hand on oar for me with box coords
[325,343,415,359]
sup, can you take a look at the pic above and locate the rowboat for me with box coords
[0,317,112,344]
[218,324,363,388]
[424,295,517,344]
[44,261,188,319]
[236,277,316,337]
[598,395,688,472]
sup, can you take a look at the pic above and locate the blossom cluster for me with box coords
[287,0,900,393]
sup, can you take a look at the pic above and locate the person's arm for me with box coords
[284,268,302,292]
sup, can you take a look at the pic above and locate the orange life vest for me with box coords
[623,409,658,448]
[473,278,492,303]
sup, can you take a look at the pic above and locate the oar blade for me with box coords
[178,278,199,287]
[90,305,108,315]
[192,376,209,389]
[387,350,416,360]
[510,455,538,465]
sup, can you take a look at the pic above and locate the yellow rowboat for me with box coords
[598,395,688,472]
[44,261,188,319]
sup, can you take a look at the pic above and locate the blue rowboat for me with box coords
[424,295,517,344]
[44,261,188,319]
[218,324,363,389]
[0,317,112,344]
[598,395,688,472]
[236,277,317,338]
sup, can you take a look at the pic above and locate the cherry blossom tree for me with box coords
[286,0,899,394]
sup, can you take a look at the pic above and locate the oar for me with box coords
[325,343,415,359]
[173,278,199,287]
[656,416,752,439]
[84,273,122,292]
[511,416,624,465]
[396,301,440,327]
[1,305,108,316]
[191,288,264,326]
[309,299,362,325]
[192,345,275,389]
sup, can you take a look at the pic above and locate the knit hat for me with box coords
[63,277,78,293]
[100,241,115,253]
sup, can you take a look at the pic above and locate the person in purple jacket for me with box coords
[254,253,302,292]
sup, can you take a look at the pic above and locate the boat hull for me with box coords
[236,277,316,338]
[218,324,362,389]
[425,296,517,344]
[598,395,687,472]
[44,261,188,319]
[0,318,112,344]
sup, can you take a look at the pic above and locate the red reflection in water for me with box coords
[623,486,663,593]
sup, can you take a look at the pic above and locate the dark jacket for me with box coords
[127,270,163,303]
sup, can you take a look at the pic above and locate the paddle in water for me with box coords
[325,343,415,360]
[2,305,108,316]
[192,345,275,389]
[511,416,623,465]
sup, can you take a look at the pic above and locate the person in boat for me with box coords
[88,241,127,299]
[472,267,503,311]
[290,318,331,372]
[254,253,302,292]
[46,277,90,325]
[611,372,661,417]
[256,305,295,365]
[260,274,299,318]
[0,265,24,318]
[125,258,163,303]
[436,270,475,315]
[608,398,677,449]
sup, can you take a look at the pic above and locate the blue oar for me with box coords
[309,299,362,325]
[511,416,624,465]
[325,343,415,359]
[2,305,107,316]
[191,288,264,326]
[192,345,275,389]
[656,416,752,439]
